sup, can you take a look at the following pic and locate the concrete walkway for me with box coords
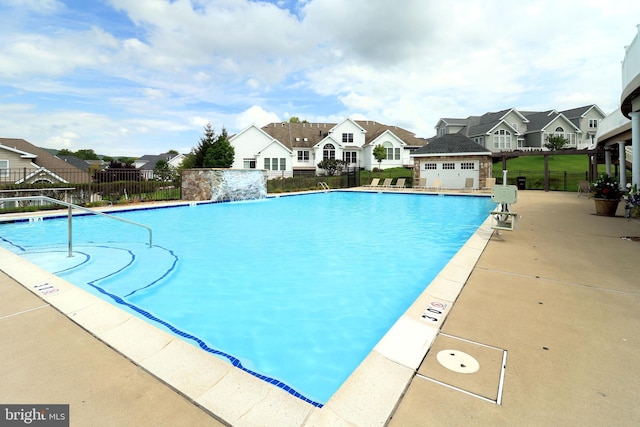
[1,191,640,426]
[389,191,640,426]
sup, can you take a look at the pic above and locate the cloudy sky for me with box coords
[1,0,639,157]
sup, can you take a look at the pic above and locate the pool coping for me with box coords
[0,192,495,426]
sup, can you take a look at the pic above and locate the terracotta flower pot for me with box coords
[594,198,620,216]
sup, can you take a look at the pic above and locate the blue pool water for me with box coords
[0,192,493,405]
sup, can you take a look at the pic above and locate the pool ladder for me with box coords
[0,196,153,257]
[318,182,330,193]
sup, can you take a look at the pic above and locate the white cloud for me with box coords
[1,0,639,154]
[4,0,63,14]
[235,106,281,130]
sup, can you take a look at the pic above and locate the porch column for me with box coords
[605,149,612,176]
[632,112,640,187]
[618,141,627,190]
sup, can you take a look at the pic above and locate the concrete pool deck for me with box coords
[1,190,640,425]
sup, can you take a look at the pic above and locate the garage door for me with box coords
[420,160,479,189]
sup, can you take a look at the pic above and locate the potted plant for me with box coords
[591,173,623,216]
[624,183,640,219]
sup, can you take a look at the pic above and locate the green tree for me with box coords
[373,144,386,170]
[192,123,217,168]
[317,158,347,176]
[203,128,235,168]
[57,148,73,156]
[544,134,569,151]
[74,149,100,160]
[179,153,196,170]
[117,157,136,166]
[288,117,308,123]
[153,158,175,182]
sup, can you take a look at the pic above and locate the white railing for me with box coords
[596,109,631,143]
[0,196,152,257]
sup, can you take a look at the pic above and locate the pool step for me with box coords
[20,243,178,299]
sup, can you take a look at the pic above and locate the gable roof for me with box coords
[412,134,491,156]
[135,153,181,170]
[0,138,91,182]
[57,155,91,171]
[521,111,580,134]
[560,104,605,119]
[438,105,601,138]
[259,120,426,149]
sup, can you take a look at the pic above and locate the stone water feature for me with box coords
[182,169,267,202]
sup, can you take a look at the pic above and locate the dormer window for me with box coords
[589,119,598,128]
[342,133,353,143]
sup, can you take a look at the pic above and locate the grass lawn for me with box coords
[360,167,413,186]
[493,154,591,175]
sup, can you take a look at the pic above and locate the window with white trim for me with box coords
[343,151,357,164]
[263,158,286,170]
[394,148,400,160]
[589,119,598,128]
[243,158,256,169]
[383,142,396,160]
[424,163,436,170]
[493,129,512,149]
[0,160,8,178]
[323,143,335,160]
[443,163,455,170]
[342,133,354,143]
[297,150,309,162]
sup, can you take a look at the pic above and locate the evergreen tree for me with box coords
[193,123,217,168]
[203,128,235,168]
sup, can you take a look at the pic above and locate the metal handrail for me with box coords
[0,196,152,257]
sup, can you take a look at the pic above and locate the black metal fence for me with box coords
[267,168,361,193]
[0,169,181,212]
[501,170,590,191]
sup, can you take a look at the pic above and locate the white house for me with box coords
[229,119,425,178]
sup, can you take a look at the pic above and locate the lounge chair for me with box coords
[364,178,380,187]
[577,181,591,198]
[462,177,474,192]
[429,179,442,191]
[483,177,496,191]
[381,178,393,188]
[414,177,428,190]
[391,178,406,189]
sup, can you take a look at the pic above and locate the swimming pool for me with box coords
[0,191,493,405]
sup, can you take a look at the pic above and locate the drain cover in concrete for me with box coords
[436,349,480,374]
[418,334,506,401]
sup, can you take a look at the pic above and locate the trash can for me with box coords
[516,176,526,190]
